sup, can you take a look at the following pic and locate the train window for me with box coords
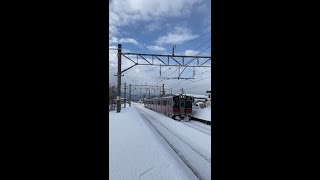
[186,100,192,108]
[181,100,184,107]
[158,101,160,105]
[163,100,166,106]
[173,96,179,108]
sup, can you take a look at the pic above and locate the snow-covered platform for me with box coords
[109,103,200,180]
[191,107,211,122]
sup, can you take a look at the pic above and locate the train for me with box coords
[144,94,193,121]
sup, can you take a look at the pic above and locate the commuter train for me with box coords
[144,94,193,120]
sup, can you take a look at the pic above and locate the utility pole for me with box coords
[129,84,131,107]
[171,88,172,94]
[149,91,150,98]
[117,44,122,113]
[124,82,126,108]
[172,45,176,56]
[162,84,165,96]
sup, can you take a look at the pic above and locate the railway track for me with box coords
[138,106,211,163]
[180,121,211,136]
[189,116,211,125]
[134,104,211,180]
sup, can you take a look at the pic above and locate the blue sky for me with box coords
[109,0,211,95]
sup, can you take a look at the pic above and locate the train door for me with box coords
[173,96,179,117]
[185,96,192,115]
[180,95,186,116]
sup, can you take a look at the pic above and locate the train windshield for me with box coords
[186,100,192,108]
[173,96,179,108]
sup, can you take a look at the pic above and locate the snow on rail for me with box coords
[181,122,211,135]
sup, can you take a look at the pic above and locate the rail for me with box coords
[189,116,211,126]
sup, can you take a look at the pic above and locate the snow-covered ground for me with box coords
[135,104,211,180]
[135,104,211,163]
[109,103,200,180]
[192,107,211,121]
[109,102,212,180]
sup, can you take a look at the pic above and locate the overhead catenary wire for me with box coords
[152,45,211,86]
[176,30,211,50]
[178,76,211,87]
[116,39,211,88]
[186,39,211,56]
[110,35,211,96]
[169,69,211,87]
[169,75,211,92]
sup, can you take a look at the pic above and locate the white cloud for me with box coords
[184,50,201,56]
[108,0,211,95]
[146,21,163,32]
[109,0,204,36]
[109,37,139,46]
[118,38,139,45]
[147,45,166,52]
[155,26,198,45]
[109,37,118,45]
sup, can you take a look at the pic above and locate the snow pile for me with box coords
[192,107,211,121]
[109,105,198,180]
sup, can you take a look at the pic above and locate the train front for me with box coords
[175,94,192,120]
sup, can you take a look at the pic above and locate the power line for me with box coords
[176,30,211,50]
[137,38,211,86]
[152,45,211,86]
[169,69,211,86]
[179,76,211,86]
[184,45,211,66]
[186,39,211,56]
[146,66,166,85]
